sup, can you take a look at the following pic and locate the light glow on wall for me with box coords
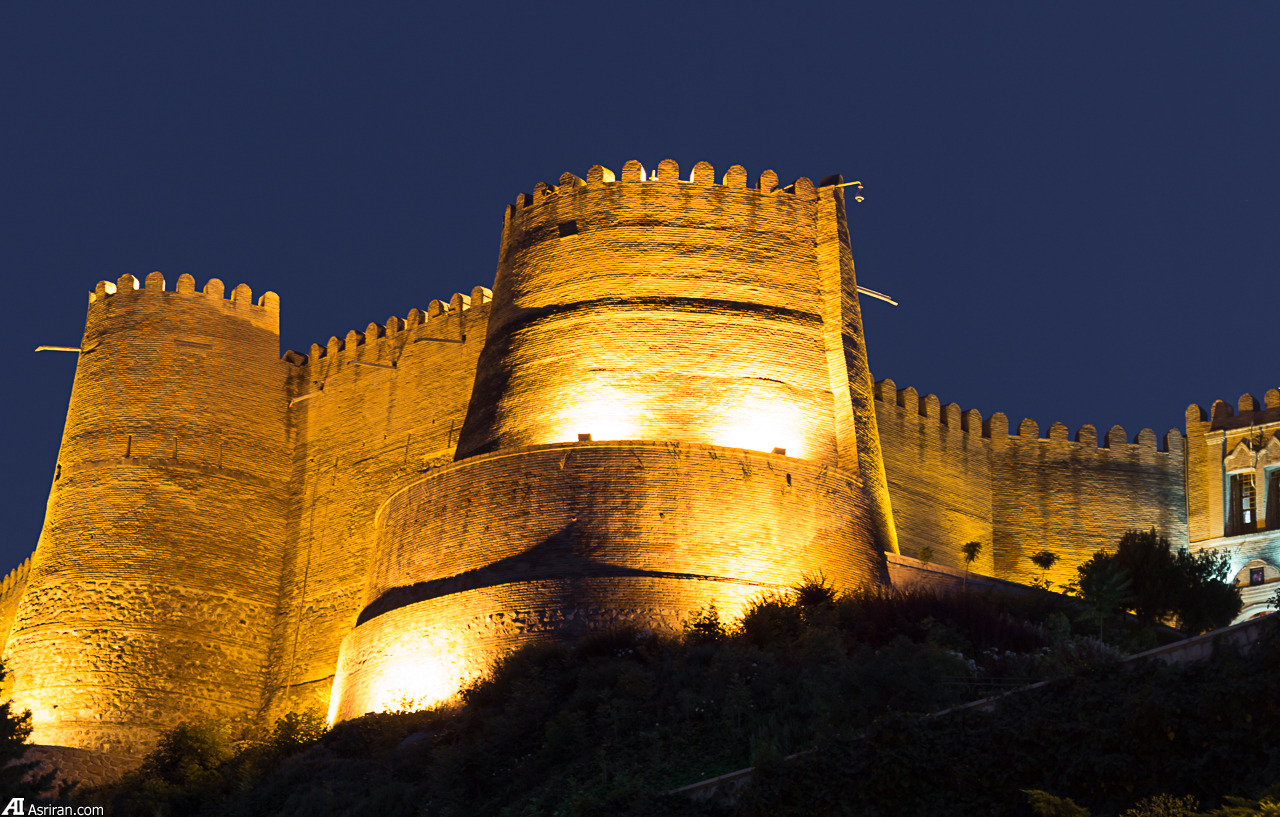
[327,637,476,726]
[549,385,646,444]
[710,397,809,459]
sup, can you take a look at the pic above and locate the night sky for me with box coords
[2,3,1276,571]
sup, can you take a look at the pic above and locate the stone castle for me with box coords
[0,159,1276,761]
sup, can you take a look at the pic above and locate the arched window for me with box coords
[1234,559,1275,587]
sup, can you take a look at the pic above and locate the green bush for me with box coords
[140,720,232,786]
[1074,529,1242,634]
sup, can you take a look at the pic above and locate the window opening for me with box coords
[1228,472,1258,535]
[1268,470,1280,531]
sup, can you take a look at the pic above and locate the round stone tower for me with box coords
[4,272,294,754]
[328,160,896,721]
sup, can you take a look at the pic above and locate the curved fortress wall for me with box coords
[329,161,894,719]
[459,160,841,462]
[0,558,32,683]
[4,273,293,754]
[264,292,492,718]
[875,379,1188,589]
[7,158,1236,755]
[330,441,878,721]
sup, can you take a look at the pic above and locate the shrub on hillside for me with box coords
[740,617,1280,817]
[1074,529,1241,634]
[82,582,1179,816]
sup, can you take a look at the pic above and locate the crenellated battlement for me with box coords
[504,159,853,223]
[0,556,30,597]
[0,555,31,679]
[289,286,492,366]
[874,378,1183,454]
[1186,389,1280,431]
[12,159,1248,761]
[88,271,280,312]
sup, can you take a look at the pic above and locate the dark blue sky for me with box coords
[2,3,1277,569]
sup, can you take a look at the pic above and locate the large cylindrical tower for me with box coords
[5,272,294,754]
[328,160,897,721]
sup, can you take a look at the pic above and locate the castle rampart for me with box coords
[328,161,893,718]
[328,440,880,720]
[460,162,841,461]
[2,160,1267,763]
[6,272,294,753]
[874,379,1188,589]
[0,557,32,682]
[265,291,493,718]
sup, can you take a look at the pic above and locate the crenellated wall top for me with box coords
[874,378,1183,455]
[287,286,492,367]
[89,272,279,312]
[1186,389,1280,432]
[0,555,31,597]
[504,159,860,223]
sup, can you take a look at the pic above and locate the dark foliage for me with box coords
[683,603,727,645]
[740,617,1280,817]
[82,584,1181,816]
[1171,548,1243,636]
[139,720,232,786]
[1075,530,1242,634]
[793,574,838,609]
[0,660,54,798]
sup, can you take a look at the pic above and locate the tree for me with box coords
[1171,547,1241,635]
[682,603,726,645]
[1074,551,1132,641]
[1073,529,1241,636]
[0,661,53,797]
[1107,529,1182,622]
[961,541,982,590]
[1030,550,1060,591]
[139,720,232,786]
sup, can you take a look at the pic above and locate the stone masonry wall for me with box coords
[326,162,896,721]
[458,161,843,465]
[264,292,492,719]
[5,160,1237,758]
[4,273,293,755]
[0,558,31,661]
[332,441,882,719]
[876,379,1188,589]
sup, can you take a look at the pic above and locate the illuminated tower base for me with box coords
[329,440,879,719]
[329,160,896,720]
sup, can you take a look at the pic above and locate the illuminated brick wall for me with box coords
[6,159,1258,757]
[264,292,492,719]
[0,558,31,687]
[329,161,895,718]
[330,441,881,720]
[875,378,1188,589]
[4,274,293,754]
